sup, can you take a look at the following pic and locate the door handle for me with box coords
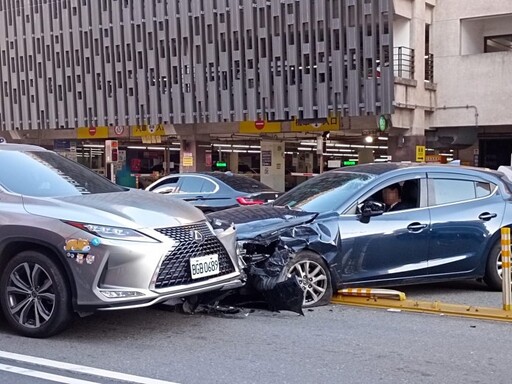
[407,222,428,232]
[479,212,497,221]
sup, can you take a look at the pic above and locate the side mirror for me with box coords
[357,201,386,222]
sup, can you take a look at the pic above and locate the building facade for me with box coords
[0,0,393,130]
[431,0,512,168]
[0,0,511,188]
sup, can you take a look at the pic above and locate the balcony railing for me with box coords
[394,46,415,79]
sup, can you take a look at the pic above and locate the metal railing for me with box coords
[393,46,415,79]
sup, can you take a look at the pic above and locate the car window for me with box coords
[150,177,180,193]
[273,171,376,213]
[0,150,124,197]
[430,179,476,205]
[179,176,205,193]
[476,181,495,198]
[201,179,217,193]
[363,178,420,213]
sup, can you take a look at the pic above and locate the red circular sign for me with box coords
[255,120,265,130]
[89,127,97,136]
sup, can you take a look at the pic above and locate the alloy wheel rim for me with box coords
[6,262,55,329]
[289,260,328,305]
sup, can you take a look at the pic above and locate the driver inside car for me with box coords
[382,183,414,212]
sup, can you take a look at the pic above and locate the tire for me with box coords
[484,241,502,291]
[287,251,332,308]
[0,251,73,338]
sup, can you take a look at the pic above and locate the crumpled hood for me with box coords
[22,189,205,228]
[208,205,317,240]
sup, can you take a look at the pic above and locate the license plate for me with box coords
[190,254,220,279]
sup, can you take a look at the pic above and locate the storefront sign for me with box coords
[131,124,166,137]
[54,139,72,151]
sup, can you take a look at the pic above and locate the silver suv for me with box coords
[0,144,244,337]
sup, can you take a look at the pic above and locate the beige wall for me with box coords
[432,1,512,128]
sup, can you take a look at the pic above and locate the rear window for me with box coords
[209,173,272,192]
[0,150,125,197]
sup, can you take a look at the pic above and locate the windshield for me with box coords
[0,150,125,197]
[273,171,375,213]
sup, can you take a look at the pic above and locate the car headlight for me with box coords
[63,221,160,243]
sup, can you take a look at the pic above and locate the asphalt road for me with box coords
[0,281,510,384]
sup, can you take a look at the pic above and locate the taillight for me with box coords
[236,196,265,205]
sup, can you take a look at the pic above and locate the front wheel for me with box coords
[287,251,332,307]
[0,251,73,338]
[484,241,503,291]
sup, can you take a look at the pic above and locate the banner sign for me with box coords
[131,124,166,137]
[240,120,282,134]
[76,126,109,139]
[291,116,340,132]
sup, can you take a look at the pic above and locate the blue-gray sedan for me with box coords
[209,163,512,307]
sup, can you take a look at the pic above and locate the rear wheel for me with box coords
[287,251,332,307]
[484,241,503,291]
[0,251,73,338]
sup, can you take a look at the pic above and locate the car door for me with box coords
[338,175,431,285]
[427,172,505,276]
[176,175,209,205]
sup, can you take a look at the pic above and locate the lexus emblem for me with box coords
[191,230,204,244]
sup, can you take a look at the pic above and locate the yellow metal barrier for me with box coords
[501,227,511,311]
[339,288,406,301]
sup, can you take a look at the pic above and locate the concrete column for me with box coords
[260,140,285,192]
[179,136,210,172]
[229,152,239,173]
[304,152,314,173]
[358,148,374,164]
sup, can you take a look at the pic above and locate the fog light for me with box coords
[100,290,145,298]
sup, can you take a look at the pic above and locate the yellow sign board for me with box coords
[239,120,282,134]
[131,124,166,137]
[291,116,340,132]
[182,152,194,167]
[416,145,426,162]
[142,136,162,144]
[76,126,109,139]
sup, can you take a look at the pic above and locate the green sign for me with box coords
[378,115,388,132]
[215,161,227,168]
[343,161,357,166]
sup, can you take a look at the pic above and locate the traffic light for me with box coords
[105,140,119,163]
